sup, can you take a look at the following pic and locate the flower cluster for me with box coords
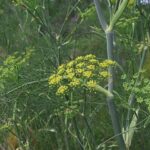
[56,85,68,95]
[48,54,116,95]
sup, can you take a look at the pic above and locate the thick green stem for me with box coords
[84,84,113,98]
[94,85,114,98]
[93,1,127,149]
[106,31,126,150]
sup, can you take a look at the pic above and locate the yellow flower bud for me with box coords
[56,86,68,95]
[86,80,97,88]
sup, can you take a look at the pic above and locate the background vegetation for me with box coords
[0,0,150,150]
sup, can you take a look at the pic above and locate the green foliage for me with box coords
[0,48,33,91]
[143,51,150,78]
[122,72,150,111]
[1,0,150,150]
[80,5,97,24]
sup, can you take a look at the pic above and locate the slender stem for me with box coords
[59,117,69,150]
[83,116,96,149]
[4,78,48,95]
[73,117,84,150]
[106,0,113,21]
[59,0,80,36]
[83,88,96,149]
[114,0,121,13]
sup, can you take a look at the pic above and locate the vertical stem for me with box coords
[57,117,69,150]
[83,116,96,149]
[61,117,69,150]
[93,0,128,149]
[73,117,84,150]
[106,31,126,150]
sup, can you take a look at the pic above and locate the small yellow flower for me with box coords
[87,65,95,70]
[99,62,106,68]
[57,68,65,75]
[69,78,81,87]
[100,71,110,78]
[49,74,62,85]
[66,73,75,79]
[75,56,84,62]
[105,60,116,65]
[56,85,68,95]
[76,62,84,68]
[85,54,96,60]
[83,71,93,78]
[99,59,116,68]
[76,68,84,74]
[58,64,65,70]
[89,59,99,64]
[66,68,74,74]
[86,80,97,88]
[67,61,74,67]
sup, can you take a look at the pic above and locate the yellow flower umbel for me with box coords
[100,71,110,78]
[83,71,93,78]
[66,73,75,80]
[89,59,99,64]
[76,69,84,74]
[75,56,84,62]
[58,64,65,70]
[66,68,74,74]
[57,64,65,75]
[67,61,74,67]
[76,62,84,68]
[87,65,95,70]
[69,78,81,87]
[56,86,68,95]
[57,68,65,75]
[49,74,62,85]
[84,54,96,60]
[86,80,97,88]
[48,54,116,95]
